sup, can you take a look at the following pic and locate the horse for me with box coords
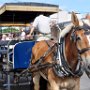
[30,12,90,90]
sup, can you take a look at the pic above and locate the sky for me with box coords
[0,0,90,14]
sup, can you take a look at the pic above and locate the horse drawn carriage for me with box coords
[0,12,90,90]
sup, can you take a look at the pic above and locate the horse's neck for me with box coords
[65,31,78,71]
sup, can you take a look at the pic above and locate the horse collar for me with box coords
[54,37,83,77]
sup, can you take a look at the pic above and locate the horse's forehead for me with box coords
[76,29,90,45]
[75,30,83,35]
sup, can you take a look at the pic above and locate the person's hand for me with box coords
[26,34,33,40]
[27,34,31,38]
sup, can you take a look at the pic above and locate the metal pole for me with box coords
[3,41,11,90]
[7,74,11,90]
[7,41,11,90]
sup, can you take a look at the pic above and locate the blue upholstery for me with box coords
[13,41,35,69]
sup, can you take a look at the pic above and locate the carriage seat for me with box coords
[8,41,35,71]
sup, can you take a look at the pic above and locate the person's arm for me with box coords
[26,26,35,40]
[29,26,35,36]
[27,16,38,39]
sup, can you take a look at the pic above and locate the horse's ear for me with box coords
[71,12,79,26]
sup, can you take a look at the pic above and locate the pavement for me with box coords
[80,73,90,90]
[0,73,89,90]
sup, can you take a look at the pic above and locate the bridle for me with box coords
[71,25,90,55]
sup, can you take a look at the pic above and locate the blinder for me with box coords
[70,26,82,42]
[71,32,76,42]
[71,25,90,42]
[84,31,90,35]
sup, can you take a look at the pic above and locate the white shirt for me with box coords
[33,15,51,34]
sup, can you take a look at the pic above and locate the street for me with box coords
[80,73,90,90]
[0,73,89,90]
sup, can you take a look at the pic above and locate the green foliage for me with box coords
[0,27,19,34]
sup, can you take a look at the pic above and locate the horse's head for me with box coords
[71,12,90,78]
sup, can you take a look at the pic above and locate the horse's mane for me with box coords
[60,23,73,38]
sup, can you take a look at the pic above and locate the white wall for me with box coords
[50,11,84,24]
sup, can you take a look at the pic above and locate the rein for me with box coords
[29,41,57,72]
[78,47,90,54]
[16,41,57,77]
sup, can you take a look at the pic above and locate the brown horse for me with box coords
[30,12,90,90]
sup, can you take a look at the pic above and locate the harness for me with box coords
[53,25,90,78]
[17,25,90,79]
[16,40,57,79]
[29,26,89,78]
[54,37,83,77]
[29,40,57,72]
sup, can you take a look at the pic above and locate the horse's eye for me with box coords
[76,36,81,41]
[78,28,82,30]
